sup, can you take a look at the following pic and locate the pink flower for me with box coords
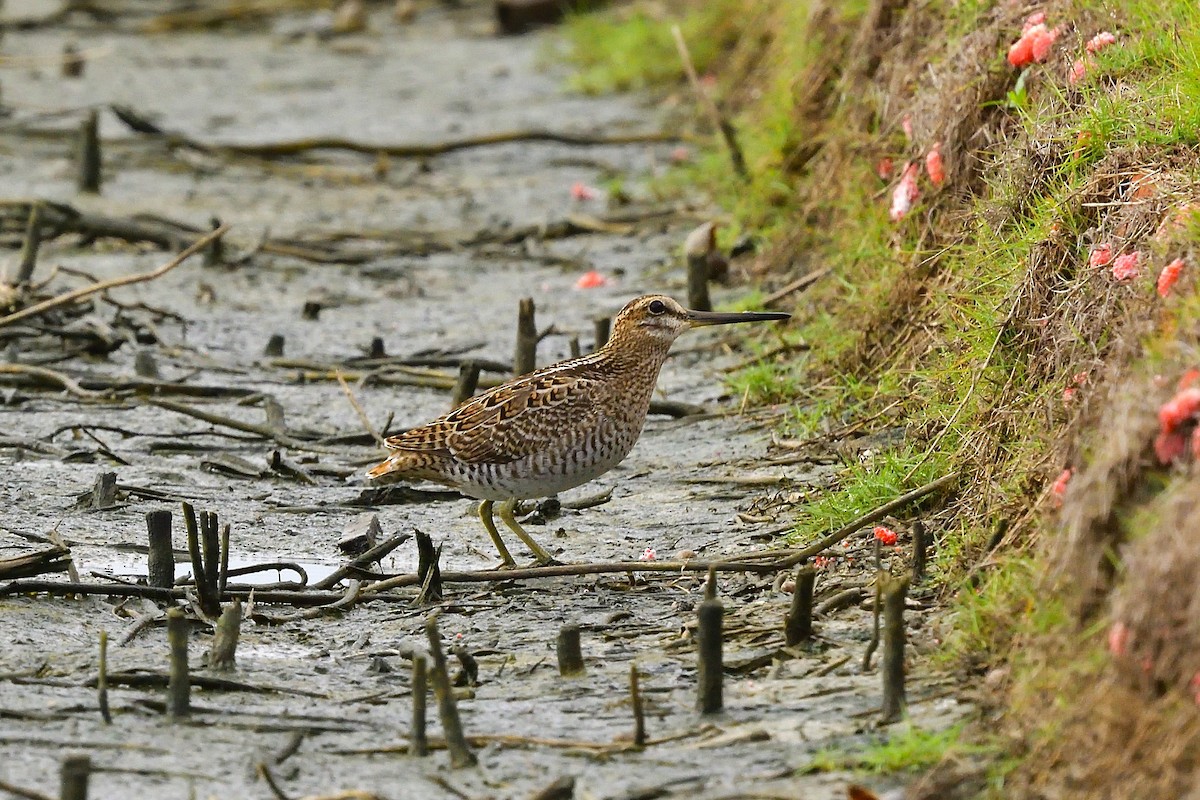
[1159,387,1200,432]
[1086,31,1117,53]
[1050,468,1072,506]
[1157,257,1185,297]
[1008,22,1058,67]
[574,270,608,289]
[876,157,894,180]
[889,161,920,222]
[1191,426,1200,460]
[1107,621,1129,657]
[1155,430,1188,464]
[1029,25,1060,61]
[873,526,898,546]
[1068,58,1090,85]
[1022,11,1046,34]
[570,181,599,201]
[813,555,830,570]
[925,142,945,186]
[1111,251,1141,282]
[1062,386,1076,405]
[1178,369,1200,390]
[901,114,913,141]
[1089,243,1113,267]
[639,547,656,561]
[670,146,691,163]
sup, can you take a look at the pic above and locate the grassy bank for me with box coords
[567,0,1200,794]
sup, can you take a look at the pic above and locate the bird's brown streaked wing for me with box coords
[443,374,615,465]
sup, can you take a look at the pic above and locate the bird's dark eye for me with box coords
[648,300,666,315]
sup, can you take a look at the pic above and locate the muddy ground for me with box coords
[0,3,967,798]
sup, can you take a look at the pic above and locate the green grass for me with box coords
[560,2,742,94]
[806,724,989,774]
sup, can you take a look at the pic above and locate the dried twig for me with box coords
[670,25,747,180]
[0,225,229,328]
[336,370,383,447]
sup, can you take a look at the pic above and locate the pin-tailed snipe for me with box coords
[367,295,789,565]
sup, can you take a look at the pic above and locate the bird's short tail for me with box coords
[366,457,400,482]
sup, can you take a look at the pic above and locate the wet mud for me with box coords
[0,3,967,798]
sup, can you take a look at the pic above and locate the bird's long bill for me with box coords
[686,308,791,327]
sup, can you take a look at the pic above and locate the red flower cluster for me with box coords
[1088,243,1113,267]
[873,526,898,546]
[1111,251,1141,282]
[925,142,945,186]
[1008,12,1060,68]
[1155,383,1200,464]
[1071,30,1118,84]
[889,162,921,222]
[1158,257,1186,297]
[574,270,608,289]
[1050,468,1072,506]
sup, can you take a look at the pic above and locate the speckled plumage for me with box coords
[367,294,788,564]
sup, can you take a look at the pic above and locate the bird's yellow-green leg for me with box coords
[498,498,555,565]
[478,500,516,567]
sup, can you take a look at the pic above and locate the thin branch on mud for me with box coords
[762,267,831,308]
[0,777,55,800]
[0,225,229,328]
[201,130,680,159]
[255,762,295,800]
[335,370,384,447]
[0,363,109,399]
[146,397,332,452]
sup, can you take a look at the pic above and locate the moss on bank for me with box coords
[568,0,1200,795]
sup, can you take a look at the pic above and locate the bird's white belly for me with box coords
[451,428,638,501]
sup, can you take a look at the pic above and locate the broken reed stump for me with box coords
[337,512,381,557]
[629,662,646,748]
[451,645,479,687]
[451,359,481,408]
[202,217,225,267]
[134,349,160,379]
[784,565,816,646]
[166,607,190,719]
[529,776,576,800]
[411,654,429,757]
[97,631,111,725]
[415,530,443,603]
[556,623,585,677]
[424,614,477,768]
[146,510,174,588]
[209,599,242,671]
[218,523,231,594]
[16,202,42,285]
[60,755,91,800]
[200,511,221,608]
[593,315,610,350]
[684,222,716,312]
[90,472,118,510]
[263,334,285,357]
[879,573,910,724]
[568,335,581,359]
[77,108,101,193]
[514,297,538,377]
[182,502,220,617]
[912,520,927,584]
[696,594,724,714]
[62,42,85,78]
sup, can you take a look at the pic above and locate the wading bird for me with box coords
[368,294,789,565]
